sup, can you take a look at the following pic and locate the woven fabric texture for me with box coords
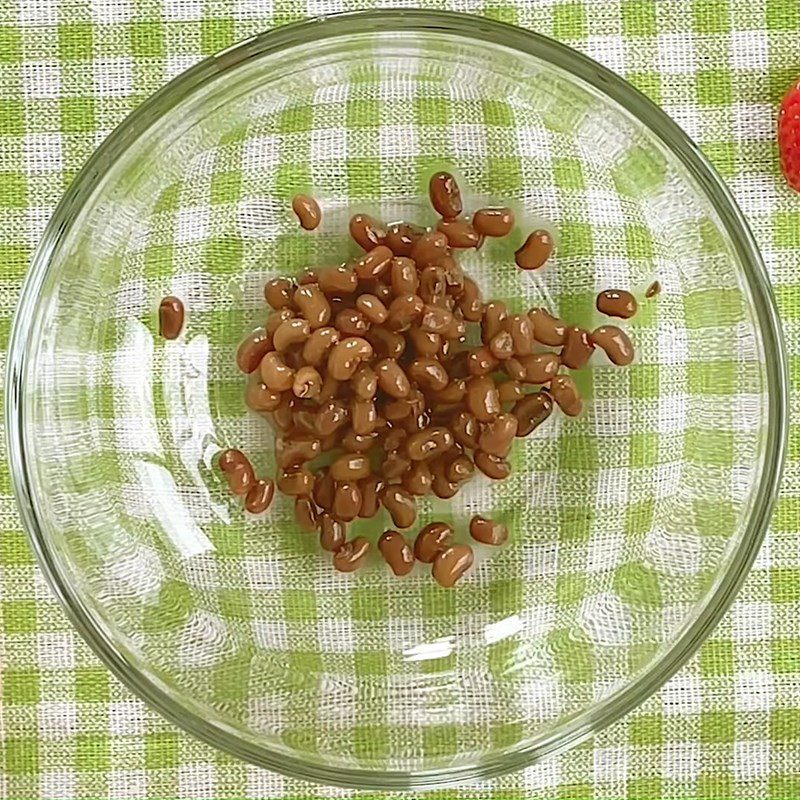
[0,1,799,799]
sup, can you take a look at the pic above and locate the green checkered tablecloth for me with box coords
[1,0,799,798]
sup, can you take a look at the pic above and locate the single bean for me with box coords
[414,521,454,563]
[355,294,388,324]
[351,364,378,400]
[529,307,567,346]
[319,513,346,551]
[341,429,379,454]
[293,284,331,329]
[408,357,449,391]
[260,352,294,391]
[432,544,474,588]
[246,381,283,412]
[327,337,373,381]
[429,171,463,219]
[513,391,554,436]
[482,301,508,344]
[292,194,321,230]
[508,314,534,356]
[561,326,594,370]
[349,213,386,250]
[295,497,318,531]
[385,222,424,256]
[515,229,553,270]
[245,478,275,513]
[302,326,339,367]
[315,400,349,436]
[237,328,273,373]
[318,265,358,295]
[332,537,370,572]
[596,289,637,319]
[478,413,518,457]
[469,515,508,546]
[441,256,465,296]
[359,475,385,518]
[518,353,560,384]
[437,219,482,248]
[272,317,311,352]
[406,426,454,461]
[297,268,318,286]
[549,374,582,416]
[264,277,295,309]
[381,486,417,529]
[467,346,499,376]
[335,308,370,336]
[410,231,449,267]
[375,358,411,398]
[408,327,442,357]
[292,366,322,399]
[365,326,406,359]
[403,461,433,495]
[218,448,248,473]
[354,245,393,280]
[351,399,378,435]
[446,453,474,483]
[434,379,466,405]
[474,451,511,480]
[489,331,514,360]
[313,469,335,511]
[458,278,483,321]
[452,410,481,449]
[503,357,527,381]
[275,435,321,468]
[386,293,424,332]
[472,207,514,237]
[158,296,184,339]
[383,397,412,421]
[420,304,454,334]
[419,266,447,306]
[431,465,459,499]
[590,325,634,366]
[277,467,313,496]
[645,280,661,298]
[466,375,501,422]
[333,482,362,522]
[391,257,419,295]
[497,380,524,405]
[378,530,415,576]
[331,454,371,482]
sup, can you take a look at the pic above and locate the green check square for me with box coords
[0,173,27,207]
[700,639,735,676]
[5,738,38,775]
[283,589,317,622]
[621,0,658,37]
[629,714,662,745]
[414,97,451,126]
[75,668,109,702]
[771,709,800,741]
[145,731,180,769]
[766,0,800,29]
[201,19,234,54]
[58,23,94,61]
[60,97,96,133]
[772,568,800,603]
[4,671,40,705]
[0,100,24,136]
[76,734,110,771]
[130,22,166,58]
[3,600,37,634]
[772,639,800,673]
[693,0,731,33]
[0,26,22,63]
[697,70,734,106]
[700,711,735,742]
[553,2,588,39]
[346,98,380,129]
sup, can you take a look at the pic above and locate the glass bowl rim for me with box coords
[5,9,788,790]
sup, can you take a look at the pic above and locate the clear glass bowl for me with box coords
[7,10,787,789]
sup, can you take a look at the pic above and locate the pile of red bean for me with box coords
[215,172,637,587]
